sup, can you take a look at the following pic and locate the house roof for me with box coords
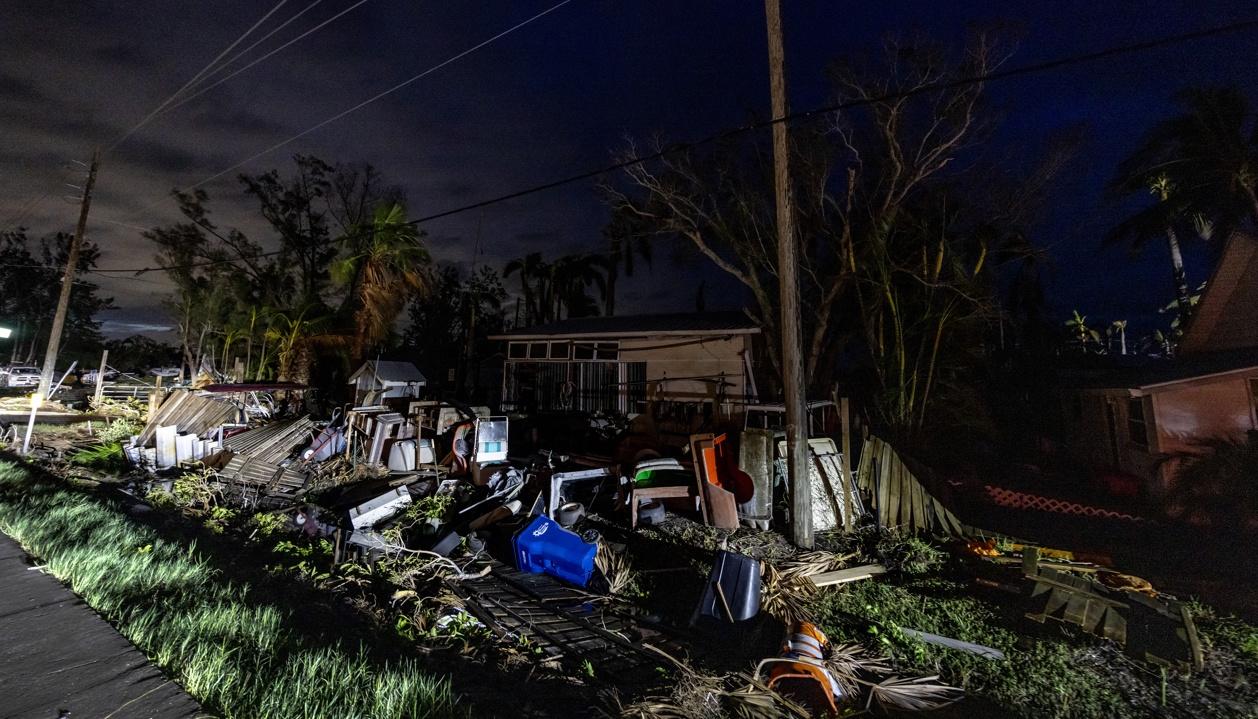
[347,360,427,385]
[1066,348,1258,391]
[489,311,761,340]
[1179,231,1258,355]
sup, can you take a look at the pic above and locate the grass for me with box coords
[812,576,1131,719]
[808,540,1258,719]
[0,458,465,719]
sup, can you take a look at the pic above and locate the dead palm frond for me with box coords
[760,551,858,623]
[595,541,636,595]
[823,641,893,698]
[723,684,807,719]
[866,674,963,712]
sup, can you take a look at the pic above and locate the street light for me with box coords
[0,326,12,339]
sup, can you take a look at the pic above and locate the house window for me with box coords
[572,341,618,361]
[508,342,527,359]
[1127,397,1148,449]
[549,341,570,360]
[527,342,548,359]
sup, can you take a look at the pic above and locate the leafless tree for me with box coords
[608,32,1071,437]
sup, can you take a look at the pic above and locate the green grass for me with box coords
[812,577,1131,719]
[0,458,465,719]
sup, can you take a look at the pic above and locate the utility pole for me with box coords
[38,148,100,397]
[764,0,812,548]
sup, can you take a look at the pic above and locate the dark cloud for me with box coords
[0,72,45,102]
[3,0,1258,336]
[90,42,148,68]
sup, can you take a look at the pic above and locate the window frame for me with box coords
[1126,396,1149,449]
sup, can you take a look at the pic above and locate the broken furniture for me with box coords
[692,549,761,627]
[513,514,597,587]
[343,486,414,557]
[690,434,737,529]
[1022,549,1202,670]
[387,438,436,471]
[547,467,616,521]
[627,457,704,529]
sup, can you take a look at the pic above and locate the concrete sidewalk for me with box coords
[0,535,205,719]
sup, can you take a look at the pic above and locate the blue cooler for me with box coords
[513,515,597,587]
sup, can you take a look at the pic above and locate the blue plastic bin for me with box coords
[513,515,597,587]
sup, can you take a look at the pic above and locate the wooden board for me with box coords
[704,482,739,529]
[809,564,887,587]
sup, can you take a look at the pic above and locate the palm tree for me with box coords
[1109,87,1258,327]
[503,252,549,325]
[332,203,431,363]
[551,253,611,320]
[602,206,652,316]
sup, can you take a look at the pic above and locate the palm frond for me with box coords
[866,674,963,712]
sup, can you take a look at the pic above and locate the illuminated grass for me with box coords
[0,459,463,719]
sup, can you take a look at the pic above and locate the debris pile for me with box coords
[47,383,1247,718]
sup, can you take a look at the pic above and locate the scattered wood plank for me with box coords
[809,564,887,587]
[899,628,1006,660]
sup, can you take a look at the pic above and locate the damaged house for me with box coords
[1064,232,1258,494]
[490,312,762,418]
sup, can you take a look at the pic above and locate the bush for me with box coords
[876,530,946,575]
[67,442,126,472]
[96,418,142,445]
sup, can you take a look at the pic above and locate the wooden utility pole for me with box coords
[764,0,812,548]
[38,148,100,397]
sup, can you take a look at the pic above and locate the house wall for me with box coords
[1150,375,1257,487]
[1069,373,1258,493]
[1069,390,1160,486]
[620,335,753,407]
[500,333,756,415]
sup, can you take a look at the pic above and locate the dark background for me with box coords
[3,1,1255,338]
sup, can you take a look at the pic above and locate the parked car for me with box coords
[149,367,181,378]
[6,366,40,388]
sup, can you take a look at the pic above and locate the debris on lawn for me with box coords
[15,381,1256,719]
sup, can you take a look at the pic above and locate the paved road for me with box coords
[0,535,205,719]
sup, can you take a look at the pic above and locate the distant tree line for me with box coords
[0,230,114,366]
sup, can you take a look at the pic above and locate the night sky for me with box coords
[3,1,1256,340]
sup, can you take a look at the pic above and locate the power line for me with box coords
[134,0,573,212]
[155,0,368,120]
[182,0,328,94]
[105,0,293,154]
[94,15,1258,277]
